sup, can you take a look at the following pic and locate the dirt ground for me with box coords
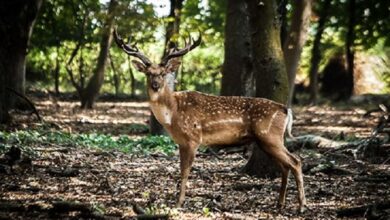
[1,97,389,219]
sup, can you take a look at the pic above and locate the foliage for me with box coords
[24,0,390,96]
[178,45,223,94]
[297,0,390,91]
[0,130,177,156]
[28,0,160,95]
[26,0,226,97]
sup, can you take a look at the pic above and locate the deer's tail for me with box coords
[285,108,294,138]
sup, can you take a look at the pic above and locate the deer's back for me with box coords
[173,91,288,145]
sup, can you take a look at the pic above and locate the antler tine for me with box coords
[113,28,152,66]
[160,32,202,65]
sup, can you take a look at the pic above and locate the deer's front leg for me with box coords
[177,143,197,207]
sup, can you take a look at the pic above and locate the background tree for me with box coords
[308,0,331,104]
[0,0,42,123]
[78,0,117,108]
[242,0,289,177]
[284,0,312,107]
[220,0,254,97]
[345,0,356,99]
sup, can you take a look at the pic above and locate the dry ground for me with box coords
[0,97,389,219]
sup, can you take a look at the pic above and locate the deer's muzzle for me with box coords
[151,81,160,91]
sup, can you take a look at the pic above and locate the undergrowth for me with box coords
[0,129,177,156]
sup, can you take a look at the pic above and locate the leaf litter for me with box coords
[0,99,389,219]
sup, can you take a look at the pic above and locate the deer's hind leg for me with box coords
[276,161,290,209]
[255,134,306,212]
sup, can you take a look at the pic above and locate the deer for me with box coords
[113,29,306,213]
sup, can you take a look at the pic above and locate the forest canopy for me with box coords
[25,0,390,99]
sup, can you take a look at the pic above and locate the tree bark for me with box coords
[308,0,331,104]
[0,0,42,123]
[248,0,289,104]
[283,0,312,107]
[0,69,8,123]
[345,0,355,98]
[278,0,288,49]
[80,0,117,109]
[220,0,254,97]
[150,0,184,135]
[243,0,289,178]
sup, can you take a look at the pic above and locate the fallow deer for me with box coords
[113,29,306,213]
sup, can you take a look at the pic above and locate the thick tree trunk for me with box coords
[345,0,355,98]
[284,0,312,107]
[220,0,254,97]
[309,0,331,104]
[80,0,116,109]
[0,71,9,123]
[0,0,42,123]
[247,0,289,104]
[278,0,288,50]
[150,0,184,135]
[244,0,289,178]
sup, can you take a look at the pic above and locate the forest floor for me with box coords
[1,96,389,219]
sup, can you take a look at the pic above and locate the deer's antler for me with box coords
[113,28,152,66]
[160,32,202,65]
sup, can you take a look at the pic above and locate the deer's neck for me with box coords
[148,86,177,127]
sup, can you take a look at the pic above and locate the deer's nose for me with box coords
[151,82,159,91]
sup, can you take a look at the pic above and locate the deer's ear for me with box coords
[132,60,147,73]
[165,58,181,73]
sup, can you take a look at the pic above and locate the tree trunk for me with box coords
[345,0,355,98]
[80,0,116,109]
[284,0,312,107]
[162,0,184,57]
[0,69,9,123]
[278,0,288,47]
[220,0,255,97]
[309,0,331,104]
[248,1,289,103]
[150,0,184,135]
[54,43,60,95]
[109,52,120,96]
[0,0,42,123]
[127,56,136,97]
[243,0,289,178]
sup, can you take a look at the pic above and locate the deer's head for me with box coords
[113,29,201,94]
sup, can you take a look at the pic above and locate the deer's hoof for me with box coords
[298,205,306,214]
